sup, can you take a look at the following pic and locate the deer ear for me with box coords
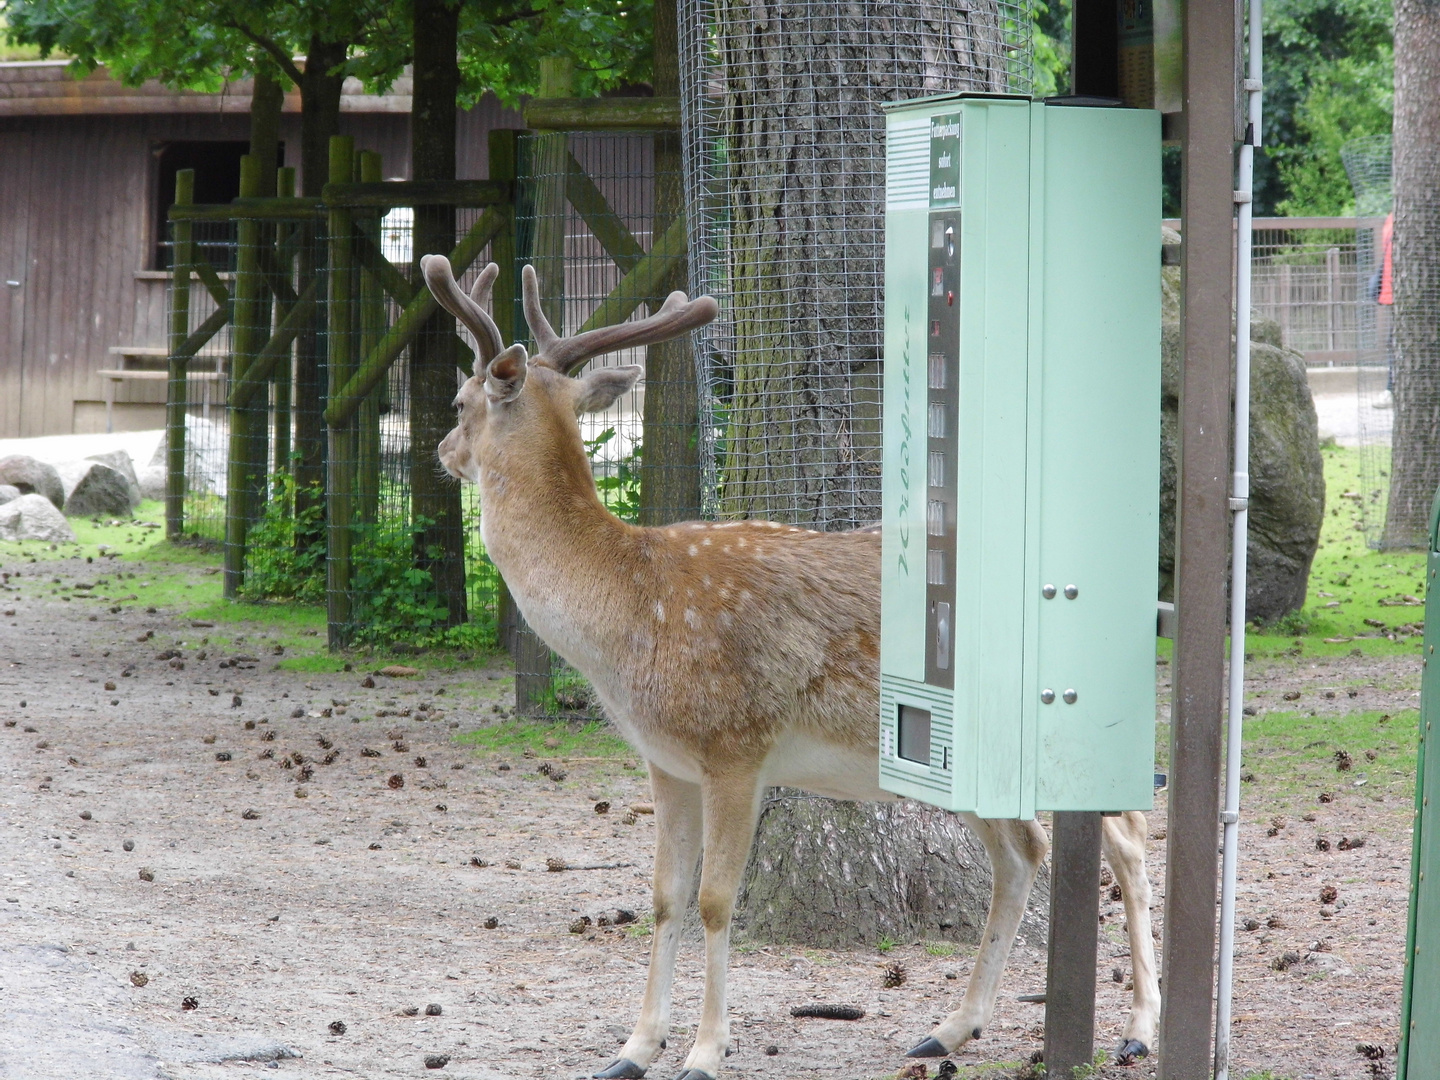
[485,343,529,403]
[574,365,642,414]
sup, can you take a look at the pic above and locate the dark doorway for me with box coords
[153,141,284,269]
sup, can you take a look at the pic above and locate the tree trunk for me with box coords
[294,36,350,546]
[716,2,1009,529]
[705,0,1021,945]
[639,0,701,526]
[248,67,284,198]
[737,793,1049,947]
[1384,0,1440,548]
[410,0,467,626]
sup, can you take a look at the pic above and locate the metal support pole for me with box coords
[1157,0,1238,1074]
[1044,811,1102,1076]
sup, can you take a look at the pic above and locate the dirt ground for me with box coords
[0,548,1421,1080]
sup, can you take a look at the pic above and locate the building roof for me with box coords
[0,60,411,116]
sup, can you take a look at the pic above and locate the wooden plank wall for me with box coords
[0,99,530,439]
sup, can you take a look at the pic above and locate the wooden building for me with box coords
[0,60,520,438]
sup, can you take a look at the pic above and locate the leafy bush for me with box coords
[240,474,325,603]
[348,521,498,651]
[586,427,641,523]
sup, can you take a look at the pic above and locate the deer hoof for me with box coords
[594,1059,647,1079]
[905,1037,950,1058]
[1116,1039,1150,1065]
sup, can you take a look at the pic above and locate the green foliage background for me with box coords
[1032,0,1393,217]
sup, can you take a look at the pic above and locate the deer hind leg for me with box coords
[908,815,1049,1058]
[669,769,764,1080]
[1101,810,1159,1064]
[595,765,703,1080]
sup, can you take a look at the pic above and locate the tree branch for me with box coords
[225,21,304,86]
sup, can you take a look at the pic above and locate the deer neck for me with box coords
[475,422,638,660]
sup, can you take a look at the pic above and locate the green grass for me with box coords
[454,718,631,759]
[1155,446,1430,662]
[1243,708,1418,815]
[1245,445,1427,659]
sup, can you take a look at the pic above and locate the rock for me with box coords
[85,450,140,493]
[1159,235,1324,623]
[0,494,78,543]
[0,485,19,505]
[58,462,139,517]
[136,464,167,502]
[0,456,65,510]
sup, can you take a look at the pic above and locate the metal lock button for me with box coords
[1063,688,1078,704]
[1040,688,1056,704]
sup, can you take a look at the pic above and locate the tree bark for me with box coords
[707,0,1021,945]
[294,36,350,544]
[639,0,701,526]
[410,0,467,626]
[248,67,284,198]
[1384,0,1440,548]
[716,1,1009,529]
[737,793,1049,947]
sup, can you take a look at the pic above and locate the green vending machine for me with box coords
[879,94,1161,819]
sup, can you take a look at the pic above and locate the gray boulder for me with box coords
[0,493,77,543]
[58,461,139,518]
[0,484,19,505]
[0,455,65,510]
[1158,314,1325,623]
[137,464,167,502]
[85,450,142,504]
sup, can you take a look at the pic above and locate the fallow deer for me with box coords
[424,255,1160,1080]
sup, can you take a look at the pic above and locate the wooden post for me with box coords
[166,169,195,541]
[1157,0,1237,1073]
[272,166,296,481]
[326,136,357,647]
[514,58,572,713]
[639,0,701,526]
[356,150,384,527]
[1044,812,1103,1076]
[410,0,469,633]
[488,128,522,657]
[225,154,266,597]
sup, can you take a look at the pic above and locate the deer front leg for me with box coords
[908,816,1049,1058]
[1102,811,1159,1064]
[595,765,703,1080]
[669,770,763,1080]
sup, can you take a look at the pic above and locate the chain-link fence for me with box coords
[680,0,1033,529]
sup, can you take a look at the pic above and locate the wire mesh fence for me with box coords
[320,198,505,653]
[1341,135,1401,548]
[165,219,240,546]
[509,130,684,717]
[679,0,1033,530]
[163,138,680,717]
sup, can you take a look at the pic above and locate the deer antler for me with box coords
[521,264,719,375]
[421,256,505,370]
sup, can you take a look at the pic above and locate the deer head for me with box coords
[422,256,718,489]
